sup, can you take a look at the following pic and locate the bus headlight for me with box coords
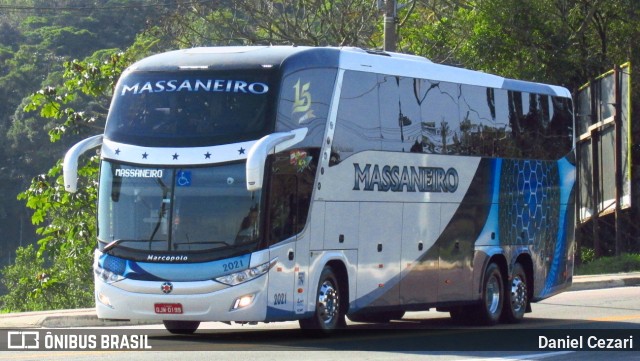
[215,258,276,286]
[94,265,124,284]
[231,294,255,310]
[97,292,113,308]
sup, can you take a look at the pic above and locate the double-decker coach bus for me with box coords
[63,46,575,334]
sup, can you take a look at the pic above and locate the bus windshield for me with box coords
[98,161,262,260]
[105,70,275,147]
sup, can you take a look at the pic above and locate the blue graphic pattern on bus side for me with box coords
[98,253,251,282]
[499,159,560,249]
[541,157,575,296]
[476,158,502,246]
[497,157,576,297]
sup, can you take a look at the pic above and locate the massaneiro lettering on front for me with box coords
[114,168,163,178]
[119,79,269,96]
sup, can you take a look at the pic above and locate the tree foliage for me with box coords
[0,0,165,308]
[2,160,97,311]
[399,0,640,90]
[0,35,157,312]
[150,0,383,48]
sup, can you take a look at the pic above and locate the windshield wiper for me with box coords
[148,178,170,246]
[172,241,230,250]
[102,239,166,252]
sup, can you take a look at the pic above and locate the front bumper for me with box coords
[94,274,269,322]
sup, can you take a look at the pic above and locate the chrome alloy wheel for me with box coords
[510,274,527,313]
[317,280,339,325]
[485,273,502,315]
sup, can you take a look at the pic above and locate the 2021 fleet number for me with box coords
[273,293,287,305]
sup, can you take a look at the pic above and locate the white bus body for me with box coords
[64,46,575,333]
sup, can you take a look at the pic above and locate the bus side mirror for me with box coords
[63,135,103,193]
[246,128,307,191]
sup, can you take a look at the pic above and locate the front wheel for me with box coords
[502,262,528,323]
[163,320,200,335]
[299,266,345,334]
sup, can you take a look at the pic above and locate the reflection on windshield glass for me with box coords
[105,71,274,147]
[98,161,261,254]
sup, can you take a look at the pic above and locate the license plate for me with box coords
[154,303,183,314]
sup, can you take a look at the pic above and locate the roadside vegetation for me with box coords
[575,252,640,276]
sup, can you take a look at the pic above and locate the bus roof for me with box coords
[125,46,571,98]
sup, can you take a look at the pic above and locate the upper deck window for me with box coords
[105,70,276,147]
[331,70,573,163]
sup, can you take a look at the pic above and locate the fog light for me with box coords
[97,292,113,308]
[231,294,255,310]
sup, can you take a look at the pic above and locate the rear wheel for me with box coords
[299,266,345,334]
[163,320,200,335]
[475,262,504,325]
[502,262,528,323]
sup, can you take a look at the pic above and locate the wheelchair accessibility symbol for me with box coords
[177,171,191,187]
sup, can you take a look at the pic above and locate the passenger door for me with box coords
[266,150,317,320]
[266,172,298,320]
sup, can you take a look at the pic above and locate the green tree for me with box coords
[151,0,382,48]
[399,0,639,90]
[2,160,97,312]
[0,36,158,311]
[0,0,167,297]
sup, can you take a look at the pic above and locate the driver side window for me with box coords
[267,148,318,245]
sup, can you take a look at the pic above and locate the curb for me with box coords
[569,272,640,291]
[0,308,160,329]
[39,315,160,328]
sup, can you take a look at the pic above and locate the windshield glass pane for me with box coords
[105,70,274,147]
[98,161,261,257]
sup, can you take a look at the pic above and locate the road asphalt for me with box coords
[1,272,639,329]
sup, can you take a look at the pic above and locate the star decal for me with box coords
[204,152,212,159]
[115,149,121,155]
[172,153,179,160]
[142,152,148,159]
[238,147,245,155]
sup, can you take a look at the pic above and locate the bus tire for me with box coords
[476,262,503,325]
[502,262,528,323]
[299,266,345,334]
[163,320,200,334]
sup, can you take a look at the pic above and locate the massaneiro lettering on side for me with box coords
[120,79,269,96]
[353,163,459,193]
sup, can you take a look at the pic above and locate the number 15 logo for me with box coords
[292,79,311,114]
